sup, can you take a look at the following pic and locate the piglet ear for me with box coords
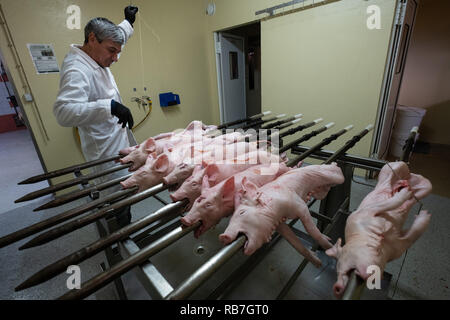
[220,177,235,203]
[201,174,210,189]
[205,164,219,185]
[234,191,243,208]
[152,154,169,173]
[241,177,259,199]
[192,164,202,175]
[325,238,342,259]
[144,138,156,153]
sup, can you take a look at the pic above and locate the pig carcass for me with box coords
[169,150,286,206]
[120,139,254,192]
[181,162,291,238]
[325,161,432,298]
[220,163,345,267]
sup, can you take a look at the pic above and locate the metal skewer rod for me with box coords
[34,173,134,211]
[18,183,170,250]
[279,122,335,154]
[15,199,188,291]
[57,219,200,300]
[279,118,323,139]
[18,154,123,185]
[240,113,287,130]
[15,163,132,203]
[0,187,138,250]
[247,117,303,142]
[400,126,418,163]
[274,117,303,131]
[261,113,303,129]
[216,111,272,129]
[286,124,353,166]
[341,270,366,300]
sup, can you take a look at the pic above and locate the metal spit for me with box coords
[55,122,364,300]
[2,113,392,300]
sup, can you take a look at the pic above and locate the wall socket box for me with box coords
[23,93,33,102]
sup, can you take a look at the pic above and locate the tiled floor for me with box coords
[0,130,49,213]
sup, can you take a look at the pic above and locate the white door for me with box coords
[216,33,246,124]
[371,0,419,159]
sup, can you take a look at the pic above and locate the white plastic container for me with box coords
[389,106,426,158]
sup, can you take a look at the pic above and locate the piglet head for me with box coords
[121,153,172,192]
[234,177,262,208]
[169,165,206,205]
[118,144,139,157]
[163,163,195,189]
[221,178,274,255]
[326,238,380,299]
[182,176,235,238]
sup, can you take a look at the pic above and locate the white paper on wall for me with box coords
[26,44,59,74]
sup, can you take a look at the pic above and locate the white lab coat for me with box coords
[54,20,134,187]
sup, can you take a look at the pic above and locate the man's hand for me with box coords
[125,6,138,26]
[111,99,134,129]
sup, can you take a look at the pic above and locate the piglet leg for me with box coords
[277,223,322,267]
[293,197,332,250]
[397,210,431,253]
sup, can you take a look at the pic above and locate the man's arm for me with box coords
[53,69,111,127]
[118,6,138,44]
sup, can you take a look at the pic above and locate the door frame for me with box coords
[214,31,247,125]
[0,48,48,176]
[370,0,419,159]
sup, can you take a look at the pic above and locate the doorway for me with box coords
[372,0,450,198]
[215,22,261,124]
[0,51,48,213]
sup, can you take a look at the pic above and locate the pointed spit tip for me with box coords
[344,124,354,131]
[314,118,324,124]
[276,113,286,118]
[291,118,302,124]
[294,113,303,118]
[33,203,49,212]
[18,241,33,251]
[263,111,272,115]
[14,196,27,203]
[365,124,375,132]
[15,283,28,292]
[325,122,335,129]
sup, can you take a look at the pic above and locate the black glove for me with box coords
[111,99,134,129]
[124,6,138,26]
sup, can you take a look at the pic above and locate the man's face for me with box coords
[87,32,122,68]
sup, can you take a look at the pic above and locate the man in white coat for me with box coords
[54,6,138,228]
